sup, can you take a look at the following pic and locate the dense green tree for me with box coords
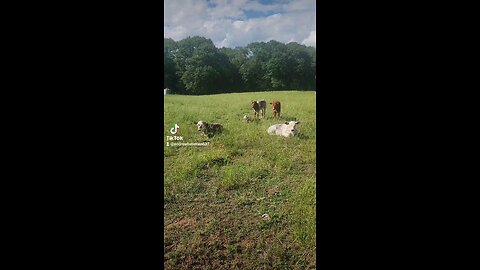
[240,58,269,91]
[163,36,316,95]
[286,42,316,89]
[163,39,178,92]
[164,38,179,91]
[218,47,247,91]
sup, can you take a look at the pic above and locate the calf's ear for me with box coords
[296,121,300,124]
[285,122,289,125]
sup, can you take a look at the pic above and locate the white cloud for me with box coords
[164,0,316,48]
[302,30,316,47]
[208,0,249,19]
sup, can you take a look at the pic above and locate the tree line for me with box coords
[164,36,316,95]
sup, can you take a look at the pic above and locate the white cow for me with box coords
[267,121,300,137]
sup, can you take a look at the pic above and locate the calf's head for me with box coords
[284,121,300,136]
[196,121,207,131]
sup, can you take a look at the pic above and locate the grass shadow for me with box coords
[295,132,309,139]
[264,115,298,122]
[278,115,298,122]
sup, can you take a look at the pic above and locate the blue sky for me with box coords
[164,0,316,48]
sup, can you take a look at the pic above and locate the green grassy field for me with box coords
[164,91,316,269]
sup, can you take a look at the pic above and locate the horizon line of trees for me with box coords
[164,36,316,95]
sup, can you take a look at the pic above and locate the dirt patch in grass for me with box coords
[165,218,196,230]
[282,177,291,185]
[267,185,280,195]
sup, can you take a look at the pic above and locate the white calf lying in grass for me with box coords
[267,121,300,137]
[243,115,258,123]
[196,121,223,137]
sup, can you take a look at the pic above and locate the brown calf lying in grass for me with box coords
[270,100,281,118]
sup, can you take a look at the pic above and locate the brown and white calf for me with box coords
[251,99,267,118]
[196,121,223,137]
[270,100,281,118]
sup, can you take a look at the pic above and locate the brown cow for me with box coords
[270,100,281,118]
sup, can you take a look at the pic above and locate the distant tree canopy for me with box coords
[164,36,316,95]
